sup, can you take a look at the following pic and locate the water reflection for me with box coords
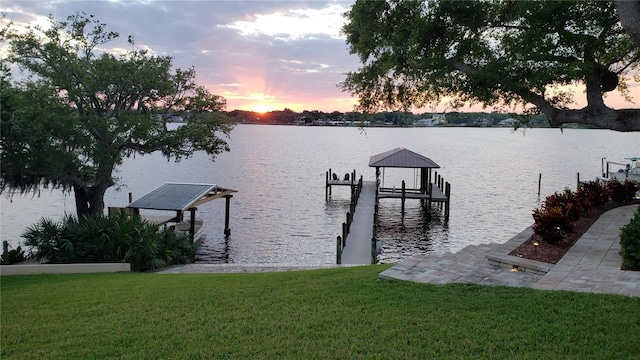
[375,200,451,263]
[2,126,638,265]
[195,234,231,263]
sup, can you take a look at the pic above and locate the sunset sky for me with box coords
[2,0,638,113]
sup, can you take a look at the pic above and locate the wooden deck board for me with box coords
[340,181,377,265]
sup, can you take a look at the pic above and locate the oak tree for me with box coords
[341,0,640,131]
[1,13,232,217]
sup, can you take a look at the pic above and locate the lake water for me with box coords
[2,125,638,265]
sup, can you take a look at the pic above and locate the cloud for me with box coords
[221,3,347,40]
[3,0,636,113]
[3,0,360,112]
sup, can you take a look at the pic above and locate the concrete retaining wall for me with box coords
[0,263,131,276]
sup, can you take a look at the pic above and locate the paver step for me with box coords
[485,253,553,274]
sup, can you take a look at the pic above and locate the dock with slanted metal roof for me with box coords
[110,182,237,243]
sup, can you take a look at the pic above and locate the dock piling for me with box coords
[538,173,542,196]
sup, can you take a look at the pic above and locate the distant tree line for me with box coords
[219,109,552,128]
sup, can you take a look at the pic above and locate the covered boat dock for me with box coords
[332,148,451,264]
[121,182,237,243]
[369,147,450,218]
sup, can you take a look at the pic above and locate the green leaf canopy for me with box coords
[1,13,233,216]
[341,0,640,131]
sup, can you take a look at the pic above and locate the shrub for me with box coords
[578,181,611,208]
[1,244,29,265]
[619,207,640,270]
[22,214,84,263]
[532,206,574,244]
[607,179,639,203]
[22,213,196,272]
[543,189,583,221]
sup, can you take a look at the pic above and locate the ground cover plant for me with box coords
[22,213,196,271]
[2,266,639,359]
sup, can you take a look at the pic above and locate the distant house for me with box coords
[326,120,346,126]
[432,113,446,125]
[414,118,436,127]
[414,114,446,127]
[498,118,516,127]
[473,118,490,127]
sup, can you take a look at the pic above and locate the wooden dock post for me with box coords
[342,222,348,246]
[371,237,377,264]
[224,195,232,237]
[445,182,451,219]
[336,236,342,264]
[326,168,332,201]
[401,180,406,214]
[538,173,542,196]
[325,170,328,201]
[577,172,580,188]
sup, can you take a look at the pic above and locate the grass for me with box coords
[2,265,639,359]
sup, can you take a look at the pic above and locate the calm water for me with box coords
[2,126,638,264]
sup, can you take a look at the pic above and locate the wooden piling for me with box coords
[371,237,377,264]
[428,182,433,209]
[538,173,542,196]
[402,180,407,214]
[342,222,347,246]
[577,172,580,188]
[325,170,329,201]
[336,236,342,264]
[224,195,232,237]
[445,182,451,219]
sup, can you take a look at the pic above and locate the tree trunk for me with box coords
[615,0,640,46]
[73,183,108,218]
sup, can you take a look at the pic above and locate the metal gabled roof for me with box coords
[127,183,236,211]
[368,148,440,169]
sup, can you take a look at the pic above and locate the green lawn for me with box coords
[2,265,639,359]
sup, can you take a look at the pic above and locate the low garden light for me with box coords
[533,240,539,254]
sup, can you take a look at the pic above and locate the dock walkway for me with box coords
[340,181,377,264]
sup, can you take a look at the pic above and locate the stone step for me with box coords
[485,252,553,275]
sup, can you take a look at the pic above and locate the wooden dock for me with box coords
[339,181,377,264]
[326,168,358,201]
[331,148,452,264]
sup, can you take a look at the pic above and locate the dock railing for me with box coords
[335,175,363,264]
